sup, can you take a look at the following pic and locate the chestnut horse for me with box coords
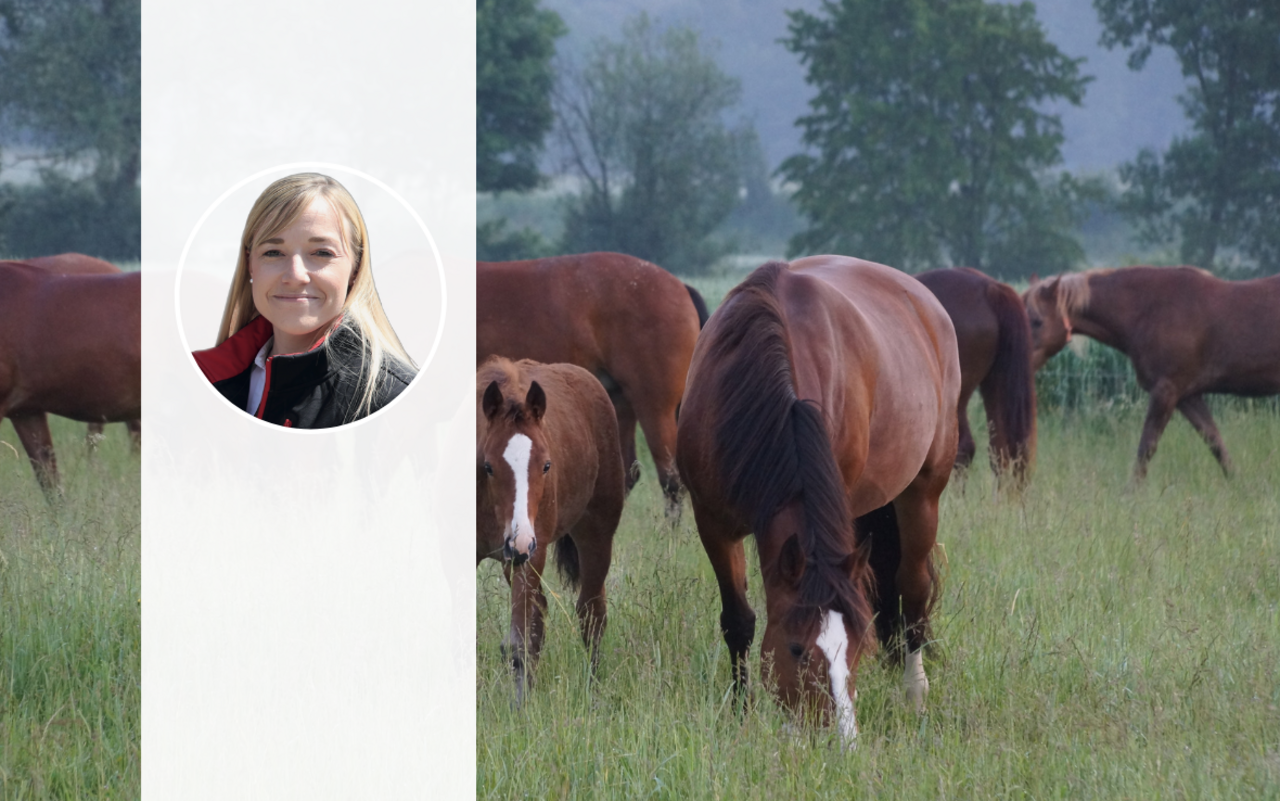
[477,357,625,702]
[23,254,142,448]
[0,262,141,495]
[916,267,1036,484]
[677,257,959,744]
[477,253,702,519]
[1024,266,1280,480]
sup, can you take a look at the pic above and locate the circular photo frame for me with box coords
[175,162,446,432]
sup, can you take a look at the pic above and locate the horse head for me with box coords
[478,378,552,567]
[1022,276,1072,370]
[760,501,867,746]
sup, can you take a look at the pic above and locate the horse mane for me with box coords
[477,356,536,423]
[1053,271,1100,316]
[709,262,873,640]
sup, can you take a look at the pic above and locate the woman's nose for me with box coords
[283,254,308,281]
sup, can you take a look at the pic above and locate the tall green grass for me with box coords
[477,403,1280,799]
[0,418,140,799]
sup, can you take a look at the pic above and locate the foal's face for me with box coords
[1023,281,1070,370]
[478,380,551,566]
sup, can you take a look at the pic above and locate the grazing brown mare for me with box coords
[677,257,959,744]
[1023,266,1280,480]
[477,357,626,702]
[477,253,702,520]
[0,262,141,495]
[916,268,1037,484]
[21,254,142,449]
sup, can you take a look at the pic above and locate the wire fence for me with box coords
[1036,339,1280,416]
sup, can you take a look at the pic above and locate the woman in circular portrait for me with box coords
[192,173,417,428]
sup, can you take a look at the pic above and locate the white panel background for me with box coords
[141,3,475,798]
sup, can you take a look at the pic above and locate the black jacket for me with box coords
[193,315,416,428]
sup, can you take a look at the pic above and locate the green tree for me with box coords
[780,0,1091,276]
[0,0,139,257]
[477,0,564,194]
[1096,0,1280,273]
[554,14,753,275]
[0,0,139,198]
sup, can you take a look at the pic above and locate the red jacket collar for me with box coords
[193,315,346,384]
[193,316,274,384]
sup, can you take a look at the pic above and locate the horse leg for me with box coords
[612,396,641,494]
[954,390,976,471]
[11,412,61,498]
[1176,394,1234,477]
[569,521,615,674]
[126,420,142,452]
[632,395,683,523]
[504,540,550,705]
[695,505,755,705]
[890,482,944,713]
[1134,380,1179,482]
[86,423,105,453]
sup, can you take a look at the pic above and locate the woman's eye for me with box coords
[314,249,336,257]
[262,249,282,258]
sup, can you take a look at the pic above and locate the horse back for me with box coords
[477,253,700,377]
[787,257,961,510]
[0,268,139,420]
[26,253,122,276]
[1095,268,1280,395]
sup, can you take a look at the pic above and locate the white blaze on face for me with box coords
[502,433,537,557]
[815,609,858,744]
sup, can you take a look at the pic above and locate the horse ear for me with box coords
[1029,272,1039,284]
[838,550,858,577]
[778,534,805,585]
[482,381,503,421]
[526,381,547,421]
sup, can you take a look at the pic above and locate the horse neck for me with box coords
[1067,273,1130,353]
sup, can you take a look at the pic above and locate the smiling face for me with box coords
[248,196,355,355]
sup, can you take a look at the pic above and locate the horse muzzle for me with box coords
[503,526,537,566]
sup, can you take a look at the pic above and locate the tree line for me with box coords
[478,0,1280,277]
[0,0,140,260]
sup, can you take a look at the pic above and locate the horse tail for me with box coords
[710,262,872,639]
[856,503,939,657]
[983,280,1037,479]
[684,283,709,329]
[554,536,581,589]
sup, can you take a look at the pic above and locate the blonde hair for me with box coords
[216,173,416,419]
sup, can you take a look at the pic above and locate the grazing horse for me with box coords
[0,262,141,495]
[21,254,142,449]
[477,357,626,702]
[677,257,959,744]
[478,253,702,519]
[916,267,1036,484]
[1023,266,1280,480]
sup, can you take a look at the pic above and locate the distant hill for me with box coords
[542,0,1189,172]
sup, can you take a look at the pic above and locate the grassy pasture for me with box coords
[0,417,140,799]
[478,392,1280,798]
